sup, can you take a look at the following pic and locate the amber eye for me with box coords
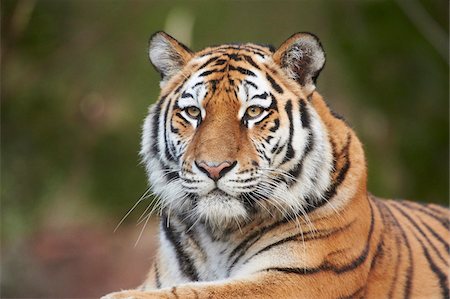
[185,106,201,118]
[245,106,264,119]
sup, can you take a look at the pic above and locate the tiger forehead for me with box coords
[182,47,272,97]
[191,45,271,76]
[168,44,279,111]
[196,43,274,58]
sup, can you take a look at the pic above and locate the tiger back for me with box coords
[103,32,450,299]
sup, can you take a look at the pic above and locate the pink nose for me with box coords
[195,161,237,181]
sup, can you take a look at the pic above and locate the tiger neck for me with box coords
[307,91,369,218]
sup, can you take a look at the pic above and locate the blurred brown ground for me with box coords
[2,219,158,298]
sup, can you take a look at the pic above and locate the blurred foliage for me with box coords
[2,0,448,245]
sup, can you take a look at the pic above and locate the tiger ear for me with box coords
[148,31,194,87]
[273,32,325,94]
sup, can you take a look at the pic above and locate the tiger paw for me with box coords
[101,290,163,299]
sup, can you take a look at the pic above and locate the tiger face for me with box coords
[141,32,334,229]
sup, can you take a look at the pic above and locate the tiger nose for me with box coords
[195,161,237,181]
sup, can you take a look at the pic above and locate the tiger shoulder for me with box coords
[103,32,450,299]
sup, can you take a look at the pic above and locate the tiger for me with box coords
[103,32,450,299]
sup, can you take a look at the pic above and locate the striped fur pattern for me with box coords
[104,32,450,299]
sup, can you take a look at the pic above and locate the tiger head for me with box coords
[141,32,346,230]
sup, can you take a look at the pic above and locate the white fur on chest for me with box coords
[157,219,309,287]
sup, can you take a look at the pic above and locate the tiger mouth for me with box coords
[203,188,232,199]
[193,187,249,228]
[209,188,227,195]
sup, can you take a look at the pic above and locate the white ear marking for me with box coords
[274,33,325,94]
[148,31,193,87]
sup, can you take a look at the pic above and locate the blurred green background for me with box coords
[1,0,448,297]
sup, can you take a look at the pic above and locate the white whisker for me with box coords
[114,187,152,232]
[135,211,152,247]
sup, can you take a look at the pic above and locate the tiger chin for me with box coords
[103,32,449,299]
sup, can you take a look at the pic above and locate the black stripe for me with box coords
[270,140,281,154]
[402,219,449,298]
[426,204,450,217]
[198,46,267,58]
[170,123,179,134]
[243,44,271,55]
[161,215,199,281]
[162,98,176,162]
[209,79,219,93]
[154,262,161,288]
[181,91,194,99]
[256,147,271,163]
[286,132,313,186]
[245,45,267,53]
[263,135,274,144]
[281,100,295,164]
[242,220,354,266]
[380,200,413,299]
[214,45,268,56]
[418,241,449,299]
[268,95,278,111]
[264,266,322,275]
[227,218,290,274]
[181,177,202,184]
[334,201,375,274]
[331,109,347,122]
[244,80,258,89]
[225,53,242,61]
[162,165,179,182]
[199,68,224,77]
[322,99,349,124]
[251,92,268,100]
[229,177,257,183]
[254,111,273,126]
[243,55,260,69]
[214,59,227,66]
[228,65,256,76]
[400,201,449,230]
[174,78,188,94]
[151,99,163,156]
[175,112,189,124]
[284,100,314,185]
[389,233,402,298]
[299,99,310,128]
[192,81,204,88]
[266,73,283,94]
[304,134,351,213]
[241,194,258,214]
[197,56,219,69]
[275,143,285,155]
[269,119,280,132]
[370,234,384,270]
[375,199,402,298]
[421,220,450,253]
[264,201,375,275]
[391,203,447,264]
[329,139,338,170]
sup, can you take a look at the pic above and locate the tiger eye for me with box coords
[246,106,264,119]
[186,106,201,118]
